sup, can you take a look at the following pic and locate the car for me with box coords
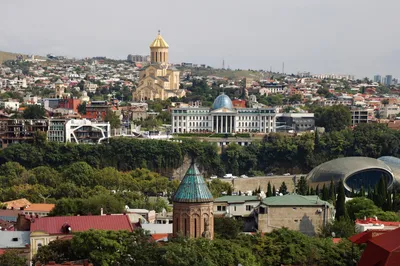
[267,173,274,176]
[283,173,291,176]
[223,173,233,179]
[240,175,248,178]
[210,175,218,179]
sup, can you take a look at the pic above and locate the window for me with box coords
[233,206,237,211]
[246,205,253,211]
[217,205,226,211]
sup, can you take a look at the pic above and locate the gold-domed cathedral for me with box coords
[172,161,214,239]
[132,31,186,101]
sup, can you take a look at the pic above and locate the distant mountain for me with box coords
[0,51,45,64]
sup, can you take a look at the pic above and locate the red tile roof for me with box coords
[151,233,169,242]
[31,215,134,235]
[356,217,400,227]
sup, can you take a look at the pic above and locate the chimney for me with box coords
[100,208,104,216]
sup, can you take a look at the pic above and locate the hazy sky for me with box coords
[1,0,399,78]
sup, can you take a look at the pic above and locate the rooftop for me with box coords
[261,194,332,207]
[0,231,30,249]
[31,215,134,235]
[150,32,169,48]
[173,162,213,203]
[3,198,31,209]
[214,195,260,204]
[25,203,55,212]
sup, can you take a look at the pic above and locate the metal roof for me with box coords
[173,163,213,203]
[262,195,332,207]
[307,157,394,184]
[214,196,259,204]
[211,93,234,110]
[0,231,30,248]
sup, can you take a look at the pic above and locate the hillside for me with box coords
[0,51,44,64]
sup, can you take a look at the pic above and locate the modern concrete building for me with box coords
[379,104,400,119]
[214,196,260,218]
[374,75,382,83]
[256,194,333,236]
[351,108,373,126]
[276,113,315,132]
[0,119,48,148]
[171,93,277,133]
[307,156,400,194]
[65,119,110,144]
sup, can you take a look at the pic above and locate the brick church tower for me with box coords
[172,162,214,239]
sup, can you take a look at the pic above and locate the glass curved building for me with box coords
[307,157,399,193]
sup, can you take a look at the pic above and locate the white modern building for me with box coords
[0,100,20,111]
[380,105,400,119]
[65,119,110,144]
[171,93,277,133]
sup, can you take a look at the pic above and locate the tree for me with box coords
[346,197,380,221]
[214,217,243,239]
[329,179,336,206]
[315,105,351,132]
[272,185,276,196]
[335,180,348,220]
[279,182,288,195]
[23,104,46,119]
[104,109,121,129]
[359,186,365,197]
[296,176,308,196]
[319,218,355,238]
[77,102,86,114]
[0,251,26,266]
[33,239,75,265]
[63,162,94,187]
[267,182,272,197]
[322,184,329,201]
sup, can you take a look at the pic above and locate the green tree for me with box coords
[0,251,26,266]
[296,176,308,195]
[32,239,75,265]
[279,182,288,195]
[329,179,336,206]
[335,180,348,220]
[272,185,276,196]
[319,218,355,238]
[267,182,272,197]
[214,217,243,239]
[63,162,94,187]
[315,105,351,132]
[77,102,86,114]
[104,109,121,129]
[23,104,46,119]
[322,184,329,201]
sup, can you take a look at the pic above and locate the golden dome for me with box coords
[150,31,169,48]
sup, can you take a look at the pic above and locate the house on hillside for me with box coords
[29,215,134,260]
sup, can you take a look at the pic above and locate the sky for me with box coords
[0,0,399,79]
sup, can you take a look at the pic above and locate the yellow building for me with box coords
[132,31,185,101]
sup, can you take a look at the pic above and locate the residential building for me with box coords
[276,113,315,132]
[65,119,110,144]
[0,231,30,261]
[127,54,150,63]
[132,31,185,101]
[214,196,260,218]
[23,204,55,217]
[54,79,66,98]
[173,162,214,239]
[172,93,277,133]
[355,217,400,232]
[379,105,400,119]
[2,198,32,210]
[351,108,373,126]
[0,209,21,222]
[47,119,66,142]
[30,215,134,260]
[256,194,333,236]
[83,101,111,120]
[0,100,20,111]
[0,119,48,148]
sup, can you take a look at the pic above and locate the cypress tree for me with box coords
[258,185,262,194]
[315,185,320,197]
[375,177,387,208]
[267,182,272,197]
[360,186,365,197]
[322,184,329,201]
[329,178,336,206]
[272,185,276,196]
[310,187,315,195]
[279,182,288,195]
[386,191,393,211]
[227,186,232,196]
[367,186,373,200]
[335,179,348,220]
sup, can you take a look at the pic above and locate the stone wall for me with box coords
[257,205,332,236]
[221,176,295,193]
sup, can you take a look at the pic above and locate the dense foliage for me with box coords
[33,228,362,266]
[1,123,400,177]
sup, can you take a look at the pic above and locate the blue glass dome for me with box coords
[211,93,233,110]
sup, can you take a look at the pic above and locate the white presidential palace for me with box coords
[171,93,278,134]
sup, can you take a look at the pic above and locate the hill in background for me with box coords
[0,51,45,64]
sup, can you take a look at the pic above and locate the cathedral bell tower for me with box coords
[150,30,169,64]
[172,161,214,239]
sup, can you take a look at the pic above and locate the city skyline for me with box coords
[1,0,399,79]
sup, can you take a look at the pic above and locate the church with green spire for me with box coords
[172,161,214,239]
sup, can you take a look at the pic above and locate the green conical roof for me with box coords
[173,163,214,203]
